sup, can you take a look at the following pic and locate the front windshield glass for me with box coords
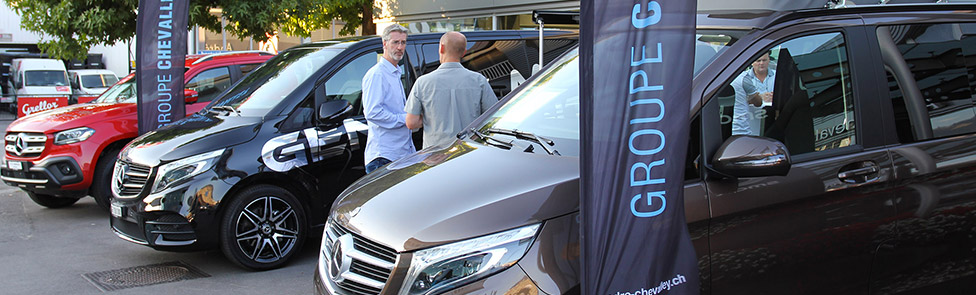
[475,29,742,157]
[210,46,342,115]
[476,47,580,154]
[93,79,136,104]
[25,70,68,86]
[81,74,119,88]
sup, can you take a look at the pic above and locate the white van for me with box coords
[69,69,119,103]
[8,58,72,116]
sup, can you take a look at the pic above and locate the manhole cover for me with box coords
[82,261,210,292]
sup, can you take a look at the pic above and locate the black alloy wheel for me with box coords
[27,192,79,208]
[220,185,306,270]
[91,147,121,211]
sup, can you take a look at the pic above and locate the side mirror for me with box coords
[712,135,791,178]
[319,100,352,126]
[15,79,23,89]
[184,89,199,104]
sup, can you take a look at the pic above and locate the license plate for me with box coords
[111,203,124,218]
[7,160,23,171]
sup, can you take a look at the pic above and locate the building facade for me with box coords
[375,0,580,33]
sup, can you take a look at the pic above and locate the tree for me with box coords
[3,0,378,60]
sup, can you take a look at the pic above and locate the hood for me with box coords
[7,103,136,133]
[332,140,579,252]
[121,113,263,166]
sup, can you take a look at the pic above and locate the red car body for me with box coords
[1,52,272,209]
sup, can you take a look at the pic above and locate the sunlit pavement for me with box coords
[0,117,321,294]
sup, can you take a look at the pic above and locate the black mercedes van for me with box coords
[108,31,578,270]
[317,4,976,295]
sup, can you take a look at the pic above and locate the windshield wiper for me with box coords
[486,128,560,156]
[210,105,240,116]
[463,128,513,150]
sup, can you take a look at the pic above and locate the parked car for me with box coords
[108,31,579,270]
[315,4,976,295]
[69,69,120,104]
[0,51,273,210]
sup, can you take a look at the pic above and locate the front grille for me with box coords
[5,132,46,157]
[114,160,153,198]
[323,221,398,295]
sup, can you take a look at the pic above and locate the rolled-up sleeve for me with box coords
[363,70,406,129]
[479,80,498,113]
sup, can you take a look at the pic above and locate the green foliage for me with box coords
[3,0,376,60]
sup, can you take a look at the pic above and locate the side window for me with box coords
[715,32,855,156]
[240,63,261,76]
[882,23,976,142]
[185,67,231,103]
[324,52,383,116]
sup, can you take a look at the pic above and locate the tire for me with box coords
[220,185,307,271]
[27,192,79,208]
[91,147,121,211]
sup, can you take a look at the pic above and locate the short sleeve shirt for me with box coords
[405,62,497,149]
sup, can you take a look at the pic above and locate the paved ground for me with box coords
[0,115,322,294]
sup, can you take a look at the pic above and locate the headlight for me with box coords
[54,127,95,145]
[400,223,540,295]
[151,149,224,193]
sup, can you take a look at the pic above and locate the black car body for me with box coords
[317,4,976,295]
[108,31,579,270]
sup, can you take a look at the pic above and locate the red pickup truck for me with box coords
[1,51,272,210]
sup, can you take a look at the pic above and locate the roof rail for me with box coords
[191,50,274,65]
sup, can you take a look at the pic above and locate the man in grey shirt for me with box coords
[406,31,498,149]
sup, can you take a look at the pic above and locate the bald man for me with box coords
[405,31,498,149]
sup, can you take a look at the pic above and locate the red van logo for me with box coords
[19,97,67,117]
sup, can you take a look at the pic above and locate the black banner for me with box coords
[580,0,699,294]
[136,0,189,134]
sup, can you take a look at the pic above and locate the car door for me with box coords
[184,66,231,114]
[868,20,976,294]
[700,21,899,295]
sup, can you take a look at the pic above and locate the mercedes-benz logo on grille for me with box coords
[113,162,128,193]
[14,133,28,156]
[329,234,354,283]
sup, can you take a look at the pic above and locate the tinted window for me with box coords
[240,63,261,76]
[24,70,68,86]
[716,32,855,156]
[185,67,231,103]
[463,40,529,98]
[80,74,119,88]
[883,23,976,142]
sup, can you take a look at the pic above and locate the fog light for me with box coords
[58,164,73,175]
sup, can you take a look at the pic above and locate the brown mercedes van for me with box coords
[316,4,976,295]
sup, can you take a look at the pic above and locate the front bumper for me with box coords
[314,261,543,295]
[110,169,230,251]
[0,156,86,198]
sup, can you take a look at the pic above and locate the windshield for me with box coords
[474,30,741,157]
[25,70,68,87]
[81,74,119,88]
[476,47,581,154]
[210,46,342,116]
[93,79,136,104]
